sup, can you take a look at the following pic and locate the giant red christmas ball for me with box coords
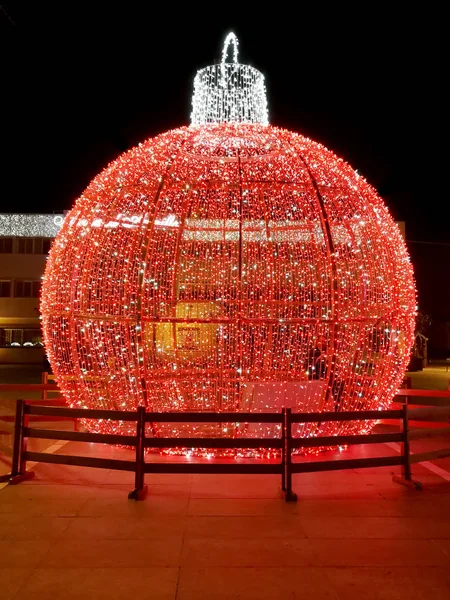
[40,122,416,442]
[40,33,416,446]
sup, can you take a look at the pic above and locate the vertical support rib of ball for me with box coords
[133,153,179,435]
[128,406,148,501]
[296,155,338,410]
[236,153,244,410]
[170,193,191,407]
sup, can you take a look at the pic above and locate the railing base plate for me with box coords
[392,475,423,490]
[9,471,35,485]
[128,485,148,501]
[284,490,298,502]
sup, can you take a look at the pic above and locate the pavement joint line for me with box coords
[385,441,450,482]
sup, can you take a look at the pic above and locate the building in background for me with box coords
[0,214,64,364]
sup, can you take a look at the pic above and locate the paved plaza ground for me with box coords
[0,362,449,599]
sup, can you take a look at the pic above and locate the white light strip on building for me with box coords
[0,214,65,238]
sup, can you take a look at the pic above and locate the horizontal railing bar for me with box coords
[144,463,282,474]
[402,397,450,407]
[396,390,450,398]
[291,455,402,473]
[410,448,450,463]
[409,427,450,440]
[407,407,450,422]
[291,410,402,423]
[291,432,404,448]
[25,406,138,421]
[21,406,405,425]
[23,451,136,472]
[145,412,283,423]
[144,438,283,449]
[24,428,137,446]
[0,441,13,457]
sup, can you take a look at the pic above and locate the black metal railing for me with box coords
[2,400,418,501]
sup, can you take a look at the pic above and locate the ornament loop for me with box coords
[221,32,239,64]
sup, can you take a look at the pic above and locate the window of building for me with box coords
[17,238,34,254]
[14,280,41,298]
[32,237,52,254]
[42,238,52,254]
[1,237,53,254]
[0,328,42,347]
[0,280,11,297]
[0,238,13,253]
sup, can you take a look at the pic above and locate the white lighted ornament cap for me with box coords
[190,32,269,126]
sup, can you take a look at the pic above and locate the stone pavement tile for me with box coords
[188,498,297,516]
[289,484,381,500]
[190,474,281,486]
[177,567,337,600]
[309,538,450,567]
[190,479,282,499]
[0,494,89,517]
[185,515,307,539]
[0,516,72,540]
[0,540,53,568]
[423,481,450,494]
[12,567,178,600]
[101,470,136,485]
[356,471,443,487]
[325,567,450,600]
[0,483,93,500]
[0,568,33,600]
[0,512,28,525]
[144,495,190,515]
[43,538,183,567]
[142,473,192,485]
[372,497,450,518]
[61,515,187,539]
[292,499,390,517]
[292,470,363,485]
[433,539,450,557]
[299,516,450,539]
[142,483,191,498]
[378,486,450,500]
[27,463,113,485]
[78,494,189,516]
[180,538,320,567]
[292,497,450,518]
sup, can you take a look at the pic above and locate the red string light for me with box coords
[40,123,416,453]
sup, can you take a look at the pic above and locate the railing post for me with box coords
[281,409,286,492]
[392,402,422,490]
[9,400,34,485]
[283,407,297,502]
[10,399,23,478]
[128,406,148,500]
[402,403,412,481]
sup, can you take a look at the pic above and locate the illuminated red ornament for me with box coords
[40,33,416,450]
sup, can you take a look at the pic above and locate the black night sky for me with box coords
[1,4,449,347]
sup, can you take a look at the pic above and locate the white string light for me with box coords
[191,32,268,126]
[0,214,65,237]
